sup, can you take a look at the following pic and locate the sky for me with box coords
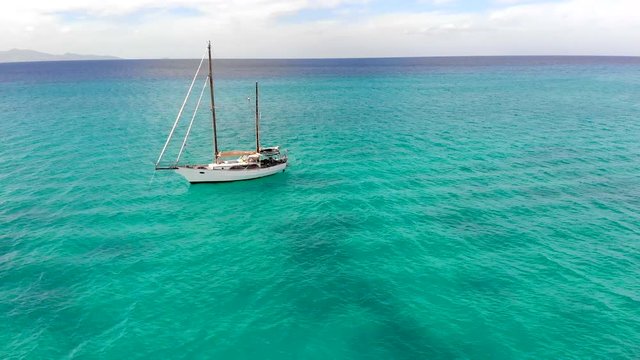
[1,0,639,59]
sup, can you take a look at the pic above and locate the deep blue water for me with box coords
[1,56,639,359]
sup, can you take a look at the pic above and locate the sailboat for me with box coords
[154,41,288,183]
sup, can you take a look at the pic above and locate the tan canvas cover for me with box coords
[218,150,257,157]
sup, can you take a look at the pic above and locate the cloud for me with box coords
[0,0,639,58]
[50,6,204,24]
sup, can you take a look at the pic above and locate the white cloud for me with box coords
[0,0,639,58]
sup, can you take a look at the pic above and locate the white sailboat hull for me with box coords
[176,162,287,183]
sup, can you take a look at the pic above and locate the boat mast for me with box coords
[208,41,219,163]
[255,82,260,153]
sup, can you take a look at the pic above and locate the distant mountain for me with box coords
[0,49,120,63]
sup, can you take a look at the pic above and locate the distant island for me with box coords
[0,49,120,63]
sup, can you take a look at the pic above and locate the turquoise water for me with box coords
[1,57,639,358]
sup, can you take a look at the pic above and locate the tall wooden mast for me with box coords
[255,82,260,153]
[208,41,219,163]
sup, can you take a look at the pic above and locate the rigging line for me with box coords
[148,169,157,185]
[175,76,208,165]
[155,50,207,167]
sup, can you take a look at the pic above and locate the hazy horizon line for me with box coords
[3,54,640,64]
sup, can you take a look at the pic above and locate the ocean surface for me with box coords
[1,56,639,359]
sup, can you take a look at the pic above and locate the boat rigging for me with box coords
[155,41,288,183]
